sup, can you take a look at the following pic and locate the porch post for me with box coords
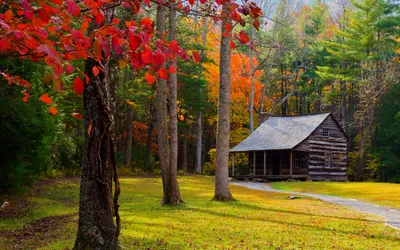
[253,152,256,176]
[290,150,293,176]
[231,154,235,177]
[263,151,266,175]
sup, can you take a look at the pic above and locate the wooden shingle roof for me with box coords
[230,113,331,152]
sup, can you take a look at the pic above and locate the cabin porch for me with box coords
[230,150,309,181]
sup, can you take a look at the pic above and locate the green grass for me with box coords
[0,179,80,231]
[2,176,400,249]
[270,181,400,210]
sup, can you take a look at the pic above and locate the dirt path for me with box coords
[232,181,400,230]
[0,213,76,249]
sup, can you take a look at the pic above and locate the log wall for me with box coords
[294,114,347,152]
[308,137,348,181]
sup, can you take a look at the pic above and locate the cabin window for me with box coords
[324,151,332,168]
[322,128,330,137]
[293,152,300,168]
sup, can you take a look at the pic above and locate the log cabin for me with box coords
[230,113,348,181]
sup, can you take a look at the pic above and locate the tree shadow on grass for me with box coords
[181,205,400,243]
[229,201,385,224]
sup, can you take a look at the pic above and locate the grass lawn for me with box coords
[270,182,400,210]
[1,176,400,249]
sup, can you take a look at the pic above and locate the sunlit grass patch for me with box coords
[271,182,400,209]
[2,176,400,249]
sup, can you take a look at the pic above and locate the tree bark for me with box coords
[213,3,233,201]
[249,26,256,133]
[155,5,171,204]
[195,114,202,173]
[125,105,133,166]
[356,120,365,181]
[195,13,208,174]
[74,9,120,249]
[74,57,120,250]
[166,6,183,204]
[182,127,188,171]
[144,105,154,170]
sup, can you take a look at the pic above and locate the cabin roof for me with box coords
[231,113,331,152]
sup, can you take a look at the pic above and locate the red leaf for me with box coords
[141,50,153,65]
[144,72,156,84]
[200,0,207,3]
[238,31,250,44]
[170,40,179,53]
[112,36,124,54]
[92,66,99,77]
[0,38,11,50]
[74,77,84,96]
[129,34,141,51]
[49,106,58,115]
[126,20,137,27]
[230,41,236,50]
[72,112,83,119]
[84,74,89,84]
[189,0,194,5]
[66,0,80,17]
[4,10,13,22]
[143,0,150,6]
[112,18,119,24]
[22,92,30,103]
[192,51,200,63]
[158,68,168,80]
[40,93,52,105]
[154,50,165,67]
[95,11,105,25]
[24,10,34,20]
[225,23,232,32]
[66,65,74,74]
[169,65,176,74]
[88,123,93,136]
[253,19,260,31]
[184,6,190,14]
[38,8,50,22]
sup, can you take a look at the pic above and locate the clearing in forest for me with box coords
[271,182,400,210]
[1,176,400,249]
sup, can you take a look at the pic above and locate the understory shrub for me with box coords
[0,86,56,193]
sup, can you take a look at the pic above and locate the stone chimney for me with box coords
[258,112,275,127]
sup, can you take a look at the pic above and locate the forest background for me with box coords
[1,0,400,194]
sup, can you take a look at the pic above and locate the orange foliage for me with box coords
[205,36,264,127]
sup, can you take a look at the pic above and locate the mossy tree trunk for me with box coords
[73,56,120,249]
[74,9,120,249]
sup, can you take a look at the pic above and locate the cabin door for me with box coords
[272,154,280,175]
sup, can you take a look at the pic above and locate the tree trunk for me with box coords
[249,26,255,133]
[195,14,208,174]
[356,120,365,181]
[340,81,347,126]
[315,82,322,113]
[330,81,336,114]
[166,6,183,204]
[74,57,120,249]
[144,105,154,170]
[182,127,188,171]
[155,5,170,204]
[213,3,233,201]
[195,113,202,173]
[125,105,133,166]
[281,76,286,116]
